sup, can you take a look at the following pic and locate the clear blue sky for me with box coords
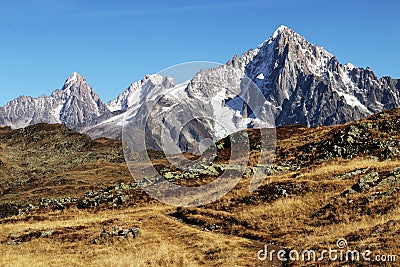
[0,0,399,105]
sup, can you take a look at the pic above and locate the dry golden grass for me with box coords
[0,204,259,267]
[1,158,399,266]
[298,157,400,181]
[169,156,400,266]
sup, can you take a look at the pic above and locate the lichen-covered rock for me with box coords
[334,168,370,180]
[393,167,400,178]
[94,226,140,244]
[39,197,76,210]
[0,203,21,218]
[77,182,137,209]
[352,172,380,192]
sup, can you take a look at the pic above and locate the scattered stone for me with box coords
[394,167,400,178]
[0,203,22,218]
[6,229,58,245]
[94,226,140,244]
[334,168,370,180]
[314,166,400,223]
[92,238,101,244]
[6,239,17,245]
[356,172,380,191]
[39,197,76,210]
[77,182,137,209]
[299,120,400,164]
[202,223,220,232]
[40,230,55,238]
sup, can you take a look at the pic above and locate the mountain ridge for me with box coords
[0,72,113,131]
[0,25,399,140]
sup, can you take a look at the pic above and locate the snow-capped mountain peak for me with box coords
[272,24,289,39]
[63,72,86,88]
[107,74,175,113]
[65,71,81,83]
[61,72,91,94]
[0,72,112,131]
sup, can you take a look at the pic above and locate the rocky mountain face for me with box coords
[119,25,400,151]
[85,74,176,140]
[107,74,175,113]
[0,72,112,131]
[0,26,399,141]
[229,25,400,127]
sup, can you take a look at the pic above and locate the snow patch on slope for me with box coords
[272,25,288,39]
[51,104,64,123]
[335,90,370,113]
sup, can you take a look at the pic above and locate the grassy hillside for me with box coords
[1,110,400,266]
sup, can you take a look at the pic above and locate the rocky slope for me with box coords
[245,26,400,126]
[107,74,175,113]
[191,25,400,128]
[1,108,399,212]
[0,123,131,214]
[85,74,176,140]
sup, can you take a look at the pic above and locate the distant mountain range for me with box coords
[1,25,399,141]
